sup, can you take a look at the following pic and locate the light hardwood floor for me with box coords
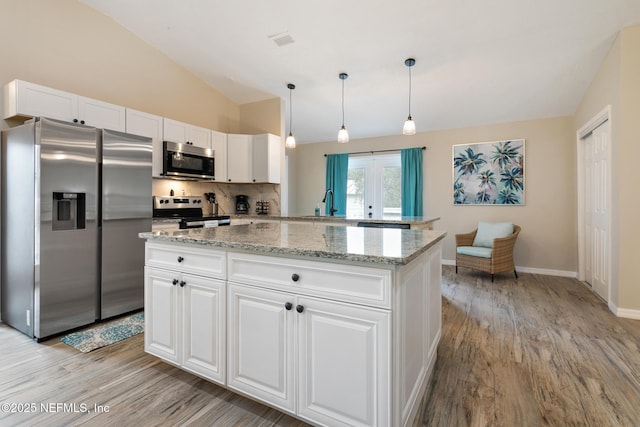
[417,267,640,426]
[1,267,639,426]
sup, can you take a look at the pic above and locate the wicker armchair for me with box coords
[455,224,521,281]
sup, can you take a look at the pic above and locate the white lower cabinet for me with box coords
[144,241,442,427]
[227,283,390,426]
[227,284,295,412]
[145,266,225,385]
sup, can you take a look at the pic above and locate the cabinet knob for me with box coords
[172,279,178,285]
[296,304,304,313]
[177,256,184,263]
[291,273,300,282]
[179,281,186,287]
[285,302,293,311]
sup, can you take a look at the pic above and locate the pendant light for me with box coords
[402,58,416,136]
[337,72,349,143]
[285,83,296,149]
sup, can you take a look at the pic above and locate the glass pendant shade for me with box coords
[338,125,349,143]
[403,116,416,135]
[285,132,296,149]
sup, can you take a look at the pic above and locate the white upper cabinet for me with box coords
[253,133,281,184]
[4,79,125,131]
[126,108,164,177]
[163,118,211,149]
[210,130,228,182]
[226,133,281,183]
[77,96,126,131]
[226,134,253,183]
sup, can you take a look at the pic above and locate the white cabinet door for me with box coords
[297,296,390,427]
[77,96,126,131]
[4,79,77,121]
[210,130,228,182]
[163,118,211,149]
[144,267,179,364]
[253,133,281,184]
[126,108,164,177]
[182,273,226,385]
[144,267,226,384]
[163,118,189,143]
[227,284,295,413]
[188,124,212,149]
[226,134,253,182]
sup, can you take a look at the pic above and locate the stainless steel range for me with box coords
[153,196,230,228]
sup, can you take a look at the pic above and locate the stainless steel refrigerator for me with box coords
[1,117,151,340]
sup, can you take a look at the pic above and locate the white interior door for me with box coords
[583,120,610,301]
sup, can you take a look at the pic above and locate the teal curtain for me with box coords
[401,147,423,217]
[324,153,349,216]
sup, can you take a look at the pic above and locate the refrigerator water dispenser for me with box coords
[52,192,86,230]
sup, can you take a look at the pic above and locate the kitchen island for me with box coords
[139,222,445,427]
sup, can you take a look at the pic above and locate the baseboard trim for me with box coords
[443,260,640,319]
[442,259,577,278]
[610,305,640,320]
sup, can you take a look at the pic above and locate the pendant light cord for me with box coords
[341,78,345,127]
[289,87,293,134]
[408,64,412,118]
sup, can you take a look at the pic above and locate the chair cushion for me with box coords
[457,246,493,258]
[472,221,514,248]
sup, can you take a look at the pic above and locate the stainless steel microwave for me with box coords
[163,141,215,180]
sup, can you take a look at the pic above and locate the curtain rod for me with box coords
[324,146,426,157]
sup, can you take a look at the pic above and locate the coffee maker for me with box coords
[235,195,249,214]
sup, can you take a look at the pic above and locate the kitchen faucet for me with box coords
[322,189,338,216]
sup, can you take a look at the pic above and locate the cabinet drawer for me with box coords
[228,252,391,308]
[146,242,226,279]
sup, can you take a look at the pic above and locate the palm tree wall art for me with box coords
[452,139,525,205]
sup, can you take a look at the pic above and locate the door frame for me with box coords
[576,105,612,301]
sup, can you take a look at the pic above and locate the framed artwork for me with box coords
[452,139,525,205]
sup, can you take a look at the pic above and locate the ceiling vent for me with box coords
[268,32,295,47]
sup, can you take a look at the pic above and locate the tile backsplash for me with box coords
[152,178,280,216]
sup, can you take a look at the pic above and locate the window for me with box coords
[347,154,401,219]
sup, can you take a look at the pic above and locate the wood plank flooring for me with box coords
[1,267,639,426]
[416,267,640,427]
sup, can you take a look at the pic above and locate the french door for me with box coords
[347,155,401,219]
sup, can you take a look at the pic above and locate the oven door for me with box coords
[163,141,215,179]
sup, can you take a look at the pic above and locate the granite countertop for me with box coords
[139,222,446,266]
[231,214,440,225]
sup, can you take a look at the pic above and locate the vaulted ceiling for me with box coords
[82,0,640,143]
